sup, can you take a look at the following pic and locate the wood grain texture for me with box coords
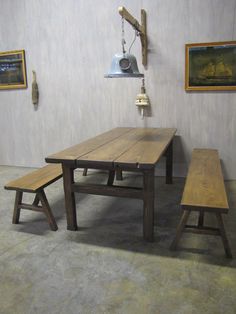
[76,128,146,167]
[45,128,132,164]
[171,148,232,257]
[4,164,62,192]
[46,127,175,239]
[114,128,176,169]
[72,183,143,199]
[46,128,176,170]
[181,149,229,212]
[62,164,77,231]
[77,128,173,168]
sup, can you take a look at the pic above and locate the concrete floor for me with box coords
[0,165,236,314]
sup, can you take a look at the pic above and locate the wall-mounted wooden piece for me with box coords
[118,6,147,67]
[32,70,39,105]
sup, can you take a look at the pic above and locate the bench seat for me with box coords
[170,149,232,258]
[4,164,62,231]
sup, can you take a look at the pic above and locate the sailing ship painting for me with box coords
[185,41,236,91]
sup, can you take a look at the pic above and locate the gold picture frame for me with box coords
[0,50,27,90]
[185,41,236,91]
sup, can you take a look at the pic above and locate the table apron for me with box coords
[72,183,144,199]
[75,163,149,172]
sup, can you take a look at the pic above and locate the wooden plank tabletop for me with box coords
[77,128,176,169]
[45,127,132,164]
[181,149,229,211]
[114,128,176,169]
[45,127,176,170]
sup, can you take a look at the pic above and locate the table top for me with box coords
[45,127,177,170]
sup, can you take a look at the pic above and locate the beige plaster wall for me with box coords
[0,0,236,178]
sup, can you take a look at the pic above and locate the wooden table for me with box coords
[45,127,176,241]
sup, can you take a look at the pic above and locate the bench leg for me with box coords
[83,168,88,176]
[32,194,40,206]
[215,213,232,258]
[12,191,23,224]
[37,190,58,231]
[107,170,115,186]
[170,209,190,250]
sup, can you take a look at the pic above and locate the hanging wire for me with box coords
[129,29,139,54]
[121,16,126,54]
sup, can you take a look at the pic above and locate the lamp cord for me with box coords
[121,17,139,55]
[129,29,139,54]
[121,17,126,54]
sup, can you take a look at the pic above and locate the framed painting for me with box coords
[185,41,236,91]
[0,50,27,89]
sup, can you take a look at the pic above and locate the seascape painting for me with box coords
[185,41,236,91]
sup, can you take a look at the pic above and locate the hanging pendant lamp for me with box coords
[104,14,143,78]
[104,52,143,78]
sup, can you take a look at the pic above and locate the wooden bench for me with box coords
[4,164,62,231]
[170,148,232,258]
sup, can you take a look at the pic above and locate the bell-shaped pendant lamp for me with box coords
[105,11,144,79]
[104,52,144,78]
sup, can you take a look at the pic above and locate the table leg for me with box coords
[143,169,155,242]
[116,169,123,181]
[166,140,173,184]
[62,164,78,231]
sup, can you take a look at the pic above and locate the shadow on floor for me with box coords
[4,169,235,267]
[64,172,236,268]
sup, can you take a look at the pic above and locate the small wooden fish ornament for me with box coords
[32,70,39,105]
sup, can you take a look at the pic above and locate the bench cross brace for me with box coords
[170,209,232,258]
[12,190,58,231]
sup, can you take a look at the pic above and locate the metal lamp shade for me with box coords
[104,53,144,78]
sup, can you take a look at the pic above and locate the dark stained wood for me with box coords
[5,164,62,231]
[32,194,40,206]
[18,203,44,211]
[165,140,173,184]
[83,168,88,176]
[12,191,22,224]
[37,190,58,231]
[116,169,123,181]
[215,213,233,258]
[170,149,232,258]
[72,183,143,199]
[11,190,58,231]
[46,127,132,164]
[184,225,221,236]
[45,127,176,241]
[143,169,155,241]
[107,170,115,186]
[170,210,190,250]
[62,164,78,231]
[198,211,204,227]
